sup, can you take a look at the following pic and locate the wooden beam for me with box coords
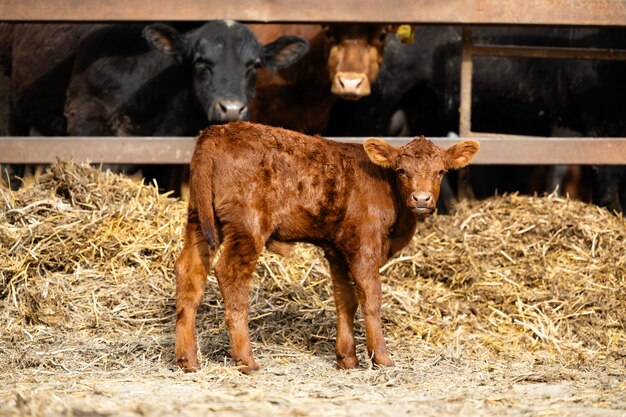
[1,137,625,165]
[2,0,625,26]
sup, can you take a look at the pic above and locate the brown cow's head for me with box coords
[364,136,480,218]
[324,24,393,100]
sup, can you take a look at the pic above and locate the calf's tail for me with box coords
[190,155,218,250]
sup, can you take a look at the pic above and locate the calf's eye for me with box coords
[396,168,407,177]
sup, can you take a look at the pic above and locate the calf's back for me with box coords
[190,122,393,247]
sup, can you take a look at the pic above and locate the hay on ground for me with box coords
[0,160,624,374]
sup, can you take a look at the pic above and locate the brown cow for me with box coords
[174,122,479,373]
[247,24,392,134]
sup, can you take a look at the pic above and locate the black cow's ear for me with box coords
[262,36,309,70]
[143,23,188,58]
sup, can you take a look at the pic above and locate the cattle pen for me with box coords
[1,1,626,417]
[1,0,626,164]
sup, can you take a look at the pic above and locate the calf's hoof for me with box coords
[336,355,359,370]
[372,353,394,368]
[175,355,199,372]
[235,358,259,374]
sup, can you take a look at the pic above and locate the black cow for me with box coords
[332,26,626,213]
[61,20,308,193]
[3,24,107,188]
[65,21,309,136]
[8,24,106,136]
[3,21,307,192]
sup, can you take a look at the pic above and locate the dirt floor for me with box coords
[1,162,625,416]
[2,346,625,417]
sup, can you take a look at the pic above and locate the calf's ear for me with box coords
[446,140,480,169]
[143,24,188,58]
[262,36,309,70]
[364,138,398,169]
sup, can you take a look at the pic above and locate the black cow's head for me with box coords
[143,20,308,123]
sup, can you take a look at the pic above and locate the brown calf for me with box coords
[174,122,479,373]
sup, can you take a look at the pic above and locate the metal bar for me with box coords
[461,34,626,140]
[0,138,195,165]
[466,131,554,139]
[459,27,474,138]
[2,0,626,25]
[473,44,626,61]
[1,137,625,165]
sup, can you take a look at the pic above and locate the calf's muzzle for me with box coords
[410,191,435,214]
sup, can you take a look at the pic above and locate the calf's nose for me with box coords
[215,100,248,122]
[411,192,434,208]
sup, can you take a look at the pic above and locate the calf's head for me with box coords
[324,24,392,100]
[144,20,308,123]
[364,136,480,217]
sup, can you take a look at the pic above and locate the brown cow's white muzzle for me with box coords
[332,72,371,100]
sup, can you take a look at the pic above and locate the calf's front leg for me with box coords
[350,259,394,367]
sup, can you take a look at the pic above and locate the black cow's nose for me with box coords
[216,100,247,121]
[411,192,433,207]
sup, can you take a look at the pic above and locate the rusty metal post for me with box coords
[459,27,474,138]
[458,27,475,200]
[472,44,626,61]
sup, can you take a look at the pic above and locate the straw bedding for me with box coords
[0,160,624,375]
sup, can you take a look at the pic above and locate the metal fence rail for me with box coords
[1,137,625,165]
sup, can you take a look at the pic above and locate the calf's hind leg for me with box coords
[326,251,359,369]
[174,221,213,372]
[215,228,264,373]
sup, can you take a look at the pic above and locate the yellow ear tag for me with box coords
[396,25,414,44]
